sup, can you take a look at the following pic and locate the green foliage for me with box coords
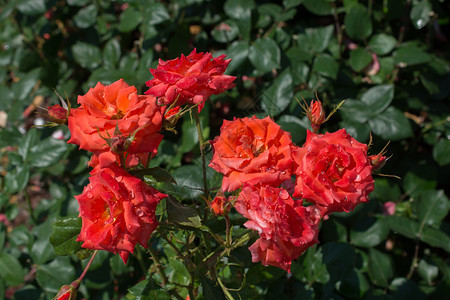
[0,0,448,299]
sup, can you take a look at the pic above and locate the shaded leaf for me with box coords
[166,196,202,228]
[361,84,394,116]
[72,42,102,69]
[49,218,83,256]
[73,4,97,28]
[249,38,281,73]
[344,5,372,40]
[368,248,393,287]
[312,54,339,79]
[350,217,390,248]
[350,48,372,72]
[414,190,449,227]
[369,34,397,55]
[0,253,25,286]
[261,70,293,117]
[368,107,413,140]
[410,0,432,29]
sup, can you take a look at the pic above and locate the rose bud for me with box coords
[307,100,326,133]
[109,135,132,154]
[53,285,76,300]
[369,154,387,172]
[210,191,231,216]
[163,106,182,129]
[48,104,68,125]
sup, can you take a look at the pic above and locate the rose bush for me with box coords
[209,116,295,192]
[293,129,374,216]
[76,163,167,264]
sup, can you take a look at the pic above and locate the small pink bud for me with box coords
[110,136,132,154]
[383,201,396,216]
[48,104,68,124]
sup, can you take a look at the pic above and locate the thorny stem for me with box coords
[24,188,37,224]
[77,250,98,283]
[225,215,232,248]
[118,152,127,170]
[148,246,169,285]
[193,110,209,196]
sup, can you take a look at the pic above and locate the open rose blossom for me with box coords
[76,164,167,263]
[293,129,374,216]
[68,79,163,157]
[145,49,236,112]
[209,116,294,192]
[234,184,320,272]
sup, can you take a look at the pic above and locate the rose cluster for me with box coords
[209,103,382,272]
[60,50,236,263]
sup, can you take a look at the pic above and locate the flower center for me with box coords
[111,110,125,120]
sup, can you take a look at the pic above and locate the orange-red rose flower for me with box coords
[234,184,320,272]
[76,164,166,263]
[209,116,294,192]
[68,79,163,157]
[209,190,231,216]
[293,129,374,216]
[145,49,236,112]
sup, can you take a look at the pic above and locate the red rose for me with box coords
[88,151,148,175]
[234,184,320,272]
[209,116,294,192]
[68,79,163,157]
[307,100,325,133]
[145,49,236,112]
[293,129,374,215]
[76,164,167,263]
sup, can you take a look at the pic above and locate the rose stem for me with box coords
[193,109,208,196]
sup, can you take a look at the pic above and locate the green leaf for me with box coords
[261,70,293,117]
[302,0,333,15]
[118,7,142,32]
[393,45,431,66]
[421,226,450,252]
[368,248,393,287]
[344,5,372,40]
[277,115,308,144]
[369,34,397,55]
[12,68,40,102]
[31,220,56,265]
[211,19,239,43]
[18,128,39,161]
[134,167,176,184]
[226,41,249,73]
[299,246,330,284]
[410,0,432,29]
[339,120,371,142]
[15,0,45,16]
[322,242,355,282]
[433,139,450,166]
[350,47,373,72]
[67,0,89,6]
[305,25,334,53]
[72,42,102,69]
[368,107,413,140]
[361,84,394,116]
[414,190,449,227]
[103,39,121,69]
[224,0,255,20]
[28,138,69,168]
[390,277,426,299]
[350,217,390,248]
[4,164,30,194]
[312,53,339,79]
[73,4,98,28]
[0,252,25,286]
[49,218,83,256]
[336,269,370,299]
[386,216,420,239]
[248,38,281,73]
[166,196,202,228]
[144,3,170,25]
[403,167,437,198]
[340,99,372,123]
[418,259,439,285]
[36,258,76,294]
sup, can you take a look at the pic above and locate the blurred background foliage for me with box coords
[0,0,449,299]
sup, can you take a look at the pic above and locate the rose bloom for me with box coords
[88,151,149,175]
[293,129,374,215]
[145,49,236,112]
[68,79,163,157]
[76,164,167,263]
[234,184,320,272]
[209,116,294,192]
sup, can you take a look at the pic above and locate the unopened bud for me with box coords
[308,100,325,133]
[53,285,76,300]
[369,154,387,171]
[110,136,132,154]
[210,191,231,216]
[48,104,68,125]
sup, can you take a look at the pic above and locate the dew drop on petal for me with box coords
[86,192,93,199]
